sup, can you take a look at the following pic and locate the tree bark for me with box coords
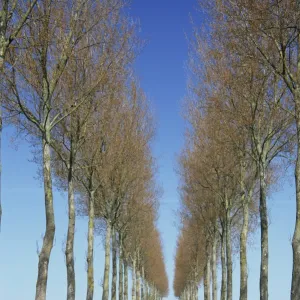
[137,268,141,300]
[124,259,128,300]
[239,160,249,300]
[144,281,147,300]
[259,164,268,300]
[204,254,211,300]
[141,266,145,300]
[240,199,249,300]
[212,230,217,300]
[292,89,300,300]
[132,258,136,300]
[119,239,124,300]
[111,227,117,300]
[102,220,112,300]
[86,190,95,300]
[35,135,55,300]
[226,210,233,300]
[195,284,199,300]
[66,162,76,300]
[221,230,227,300]
[186,286,190,300]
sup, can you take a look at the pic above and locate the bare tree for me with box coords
[0,0,38,230]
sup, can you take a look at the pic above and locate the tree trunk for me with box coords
[240,200,249,300]
[0,26,6,234]
[226,211,233,300]
[119,240,124,300]
[124,259,128,300]
[86,190,95,300]
[221,230,227,300]
[102,220,112,300]
[240,161,249,300]
[66,162,76,300]
[186,286,190,300]
[35,136,55,300]
[111,227,117,300]
[137,269,141,300]
[259,165,268,300]
[145,281,149,300]
[132,258,136,300]
[141,266,145,300]
[212,231,217,300]
[204,255,211,300]
[195,284,199,300]
[291,90,300,300]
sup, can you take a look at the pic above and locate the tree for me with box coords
[206,1,300,298]
[1,1,137,299]
[0,0,38,230]
[184,5,295,299]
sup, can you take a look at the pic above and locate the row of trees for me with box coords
[174,1,299,300]
[0,1,168,300]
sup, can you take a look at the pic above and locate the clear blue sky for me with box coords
[0,1,295,299]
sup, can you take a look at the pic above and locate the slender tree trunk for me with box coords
[204,255,211,300]
[240,200,249,300]
[66,161,76,300]
[119,239,124,300]
[259,164,268,300]
[147,282,150,300]
[86,190,95,300]
[225,208,233,300]
[144,281,147,300]
[240,161,249,300]
[221,230,227,300]
[111,228,117,300]
[193,284,196,300]
[35,134,55,300]
[124,259,128,300]
[141,266,145,300]
[132,258,136,300]
[102,220,112,300]
[212,230,217,300]
[137,268,141,300]
[151,287,153,300]
[195,284,198,300]
[186,286,190,300]
[0,24,6,234]
[291,89,300,300]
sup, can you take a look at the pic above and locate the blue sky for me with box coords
[0,1,295,299]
